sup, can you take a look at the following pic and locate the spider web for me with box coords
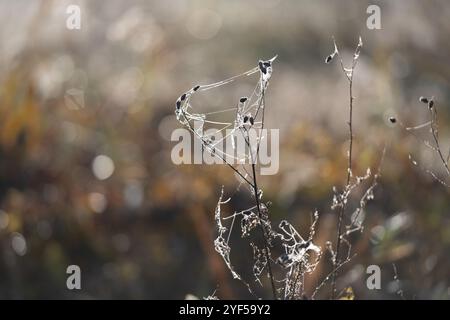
[175,56,277,184]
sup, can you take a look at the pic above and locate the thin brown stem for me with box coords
[429,107,450,177]
[251,163,277,299]
[331,80,353,299]
[239,87,277,299]
[329,37,361,299]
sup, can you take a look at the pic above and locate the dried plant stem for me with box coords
[244,85,277,299]
[331,80,353,299]
[329,36,362,299]
[347,83,354,186]
[397,98,450,187]
[246,95,277,298]
[313,254,355,299]
[429,107,450,177]
[251,162,277,299]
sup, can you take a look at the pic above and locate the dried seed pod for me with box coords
[428,99,434,109]
[180,93,186,101]
[193,85,200,91]
[325,55,333,64]
[243,116,248,123]
[419,96,429,104]
[389,117,396,124]
[249,117,254,125]
[258,61,267,74]
[176,100,181,109]
[239,97,248,103]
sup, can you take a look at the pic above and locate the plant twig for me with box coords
[243,90,277,299]
[327,36,362,299]
[392,97,450,187]
[429,105,450,177]
[251,162,277,299]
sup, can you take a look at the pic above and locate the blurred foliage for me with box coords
[0,0,449,299]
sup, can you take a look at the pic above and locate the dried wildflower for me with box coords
[419,96,429,104]
[399,96,450,187]
[258,61,267,74]
[325,39,339,64]
[325,54,334,64]
[325,36,382,300]
[258,56,277,84]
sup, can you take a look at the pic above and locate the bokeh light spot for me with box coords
[92,155,115,180]
[11,232,27,256]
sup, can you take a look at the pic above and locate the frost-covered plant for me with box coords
[175,37,382,299]
[323,36,383,299]
[175,57,321,299]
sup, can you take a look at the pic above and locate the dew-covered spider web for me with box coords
[175,56,277,185]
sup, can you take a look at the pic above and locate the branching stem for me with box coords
[330,36,362,299]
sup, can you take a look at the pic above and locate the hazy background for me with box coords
[0,0,449,299]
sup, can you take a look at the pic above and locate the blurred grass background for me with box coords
[0,0,449,299]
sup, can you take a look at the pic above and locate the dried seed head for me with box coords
[249,117,254,125]
[239,97,248,103]
[325,55,333,64]
[193,85,200,91]
[180,93,186,101]
[176,100,181,109]
[428,99,434,109]
[389,117,397,124]
[258,61,267,74]
[243,116,248,123]
[419,96,429,104]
